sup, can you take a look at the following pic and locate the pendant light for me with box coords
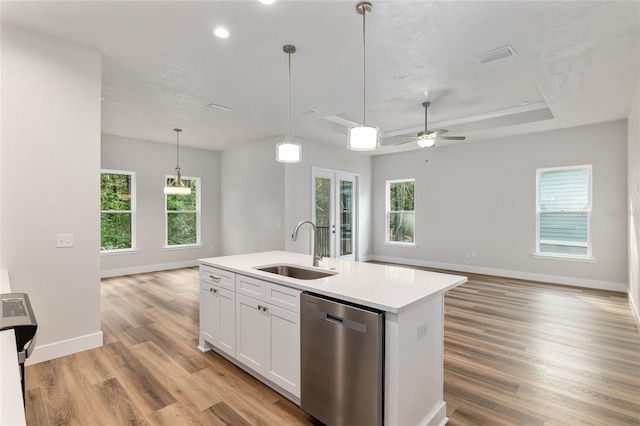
[164,128,192,195]
[276,44,302,163]
[348,2,379,151]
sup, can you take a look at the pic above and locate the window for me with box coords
[101,170,135,251]
[386,179,415,245]
[165,176,200,247]
[536,165,591,258]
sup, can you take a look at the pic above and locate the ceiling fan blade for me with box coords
[430,128,449,136]
[437,136,466,141]
[392,139,416,146]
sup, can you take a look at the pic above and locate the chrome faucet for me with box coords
[292,220,322,267]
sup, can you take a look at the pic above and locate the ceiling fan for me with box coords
[391,101,466,148]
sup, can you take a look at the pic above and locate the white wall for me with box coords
[100,134,220,276]
[1,24,102,362]
[219,137,372,260]
[284,139,373,261]
[628,77,640,325]
[372,120,628,291]
[220,139,285,255]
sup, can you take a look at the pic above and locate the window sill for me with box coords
[384,242,418,248]
[101,248,140,256]
[530,253,596,263]
[163,244,204,251]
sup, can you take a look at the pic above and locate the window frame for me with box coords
[100,169,137,254]
[535,164,593,261]
[385,178,416,247]
[164,175,202,249]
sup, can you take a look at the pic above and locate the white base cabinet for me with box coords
[199,266,301,399]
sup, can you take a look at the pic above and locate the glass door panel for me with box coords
[340,180,353,257]
[315,176,332,258]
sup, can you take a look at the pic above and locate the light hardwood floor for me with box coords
[24,266,640,425]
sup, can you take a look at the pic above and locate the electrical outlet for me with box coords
[418,323,429,340]
[56,234,73,248]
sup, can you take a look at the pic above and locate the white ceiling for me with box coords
[2,1,639,154]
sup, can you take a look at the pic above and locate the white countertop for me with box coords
[199,251,467,313]
[1,268,27,426]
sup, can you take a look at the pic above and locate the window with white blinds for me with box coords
[536,165,592,258]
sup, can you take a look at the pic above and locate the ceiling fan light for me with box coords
[348,124,380,151]
[417,136,436,148]
[276,141,302,163]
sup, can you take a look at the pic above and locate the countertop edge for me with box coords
[199,252,468,314]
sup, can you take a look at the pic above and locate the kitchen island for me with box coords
[199,251,467,426]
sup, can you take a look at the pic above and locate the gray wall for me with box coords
[101,134,220,276]
[220,139,285,255]
[1,23,102,362]
[372,120,628,291]
[283,139,373,261]
[628,77,640,323]
[219,137,373,260]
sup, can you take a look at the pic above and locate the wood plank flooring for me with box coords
[24,266,640,425]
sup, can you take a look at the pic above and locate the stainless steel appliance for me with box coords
[300,292,384,426]
[1,292,37,403]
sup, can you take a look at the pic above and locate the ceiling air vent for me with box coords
[474,45,516,65]
[205,102,232,112]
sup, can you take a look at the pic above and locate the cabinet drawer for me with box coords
[201,265,235,290]
[236,274,266,300]
[266,282,301,313]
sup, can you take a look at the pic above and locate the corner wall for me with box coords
[372,120,628,291]
[100,134,221,276]
[628,76,640,327]
[1,24,102,363]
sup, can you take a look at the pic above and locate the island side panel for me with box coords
[385,292,447,426]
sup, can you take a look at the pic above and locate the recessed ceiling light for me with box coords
[259,0,275,4]
[213,27,230,39]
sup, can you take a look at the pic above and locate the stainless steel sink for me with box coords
[256,264,337,280]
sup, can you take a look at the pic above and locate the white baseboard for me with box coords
[100,260,199,278]
[629,293,640,334]
[25,331,103,365]
[370,255,627,292]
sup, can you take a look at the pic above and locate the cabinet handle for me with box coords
[209,288,218,294]
[209,275,221,282]
[257,305,268,312]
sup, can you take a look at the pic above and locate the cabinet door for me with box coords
[217,287,236,357]
[201,284,220,345]
[266,304,300,397]
[236,294,268,374]
[201,284,236,357]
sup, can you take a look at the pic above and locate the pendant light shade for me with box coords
[164,128,192,195]
[276,44,302,163]
[348,2,379,151]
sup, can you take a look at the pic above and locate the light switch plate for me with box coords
[56,234,73,248]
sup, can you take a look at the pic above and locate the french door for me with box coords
[311,167,358,261]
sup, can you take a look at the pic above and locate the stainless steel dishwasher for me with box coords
[300,292,384,426]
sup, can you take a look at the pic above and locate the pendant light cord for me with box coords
[287,49,291,142]
[362,6,366,125]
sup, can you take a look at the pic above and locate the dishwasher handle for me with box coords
[326,314,344,325]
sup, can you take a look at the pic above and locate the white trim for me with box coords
[386,178,416,245]
[164,175,201,247]
[100,169,137,251]
[629,293,640,334]
[531,253,596,263]
[100,260,199,278]
[25,331,103,365]
[384,242,418,248]
[163,244,204,251]
[100,248,141,256]
[535,164,592,259]
[369,255,627,292]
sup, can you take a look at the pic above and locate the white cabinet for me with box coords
[200,282,236,357]
[199,265,301,398]
[235,276,301,398]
